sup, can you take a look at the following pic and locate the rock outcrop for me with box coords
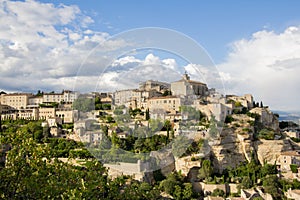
[175,155,201,176]
[254,139,300,165]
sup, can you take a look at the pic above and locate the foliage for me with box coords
[106,115,115,123]
[0,124,162,199]
[129,108,143,118]
[291,137,300,143]
[211,188,225,197]
[159,172,197,199]
[72,97,94,112]
[279,121,298,129]
[62,123,74,130]
[235,101,242,107]
[240,176,253,189]
[208,116,219,138]
[258,128,275,140]
[279,179,300,192]
[262,175,282,199]
[226,158,277,188]
[163,120,172,142]
[225,115,234,123]
[162,90,172,96]
[36,90,43,96]
[133,134,169,153]
[261,163,278,177]
[101,125,109,135]
[198,159,213,181]
[39,102,59,108]
[159,172,182,195]
[145,108,150,120]
[182,183,194,200]
[290,164,298,173]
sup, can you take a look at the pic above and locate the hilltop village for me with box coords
[1,73,300,199]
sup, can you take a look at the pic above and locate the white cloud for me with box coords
[144,53,161,65]
[0,0,127,93]
[219,26,300,111]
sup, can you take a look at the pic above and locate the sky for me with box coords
[1,0,300,112]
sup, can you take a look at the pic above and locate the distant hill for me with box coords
[273,110,300,123]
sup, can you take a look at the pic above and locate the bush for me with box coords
[291,137,300,143]
[240,176,253,189]
[225,115,234,123]
[290,164,298,173]
[211,188,225,197]
[258,129,275,140]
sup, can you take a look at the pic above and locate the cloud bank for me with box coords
[0,0,124,92]
[1,0,300,111]
[219,27,300,111]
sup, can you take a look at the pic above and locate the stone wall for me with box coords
[175,155,201,176]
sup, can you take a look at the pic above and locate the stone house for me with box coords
[171,72,208,97]
[279,150,300,172]
[148,96,183,113]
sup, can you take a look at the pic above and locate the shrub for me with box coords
[258,129,275,140]
[225,115,234,123]
[211,188,225,197]
[290,164,298,173]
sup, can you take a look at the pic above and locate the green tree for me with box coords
[198,160,213,181]
[261,163,278,177]
[258,129,275,140]
[208,116,219,138]
[173,185,182,199]
[164,120,172,142]
[182,183,193,200]
[145,108,150,120]
[263,175,282,199]
[159,173,182,196]
[290,164,298,173]
[240,176,253,189]
[101,125,109,136]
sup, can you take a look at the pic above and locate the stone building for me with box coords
[279,150,300,172]
[249,107,279,131]
[171,72,208,97]
[147,96,183,113]
[139,80,170,92]
[38,107,56,120]
[43,90,78,104]
[0,93,32,109]
[113,89,160,109]
[28,96,43,106]
[226,94,254,109]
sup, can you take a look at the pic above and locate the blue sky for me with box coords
[39,0,300,63]
[2,0,300,111]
